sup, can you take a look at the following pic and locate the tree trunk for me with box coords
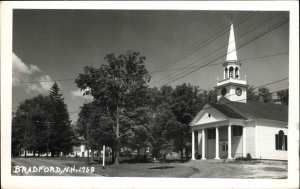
[114,107,120,165]
[115,142,120,164]
[91,148,95,163]
[87,120,90,165]
[180,149,184,160]
[112,147,115,163]
[185,147,189,160]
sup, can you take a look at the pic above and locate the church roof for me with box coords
[209,97,288,122]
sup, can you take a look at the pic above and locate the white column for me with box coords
[233,66,236,78]
[198,131,202,156]
[192,130,196,160]
[201,129,206,160]
[215,127,220,159]
[227,66,230,78]
[228,125,232,159]
[243,126,246,157]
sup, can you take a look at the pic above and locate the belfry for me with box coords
[215,23,248,103]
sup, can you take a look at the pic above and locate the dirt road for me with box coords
[182,159,287,178]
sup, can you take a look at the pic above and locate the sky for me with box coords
[12,10,289,123]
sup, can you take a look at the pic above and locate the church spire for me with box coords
[216,21,248,103]
[226,24,237,62]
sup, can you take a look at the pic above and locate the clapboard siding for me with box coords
[245,122,256,158]
[256,125,288,160]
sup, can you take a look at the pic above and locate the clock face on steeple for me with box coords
[235,87,242,96]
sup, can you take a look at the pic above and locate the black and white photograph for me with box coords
[1,1,299,189]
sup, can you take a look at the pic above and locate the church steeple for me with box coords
[226,24,238,62]
[215,22,248,103]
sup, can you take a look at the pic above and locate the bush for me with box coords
[235,153,252,161]
[195,153,202,159]
[120,150,132,158]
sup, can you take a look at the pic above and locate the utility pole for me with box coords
[46,124,49,158]
[87,119,90,165]
[102,145,105,169]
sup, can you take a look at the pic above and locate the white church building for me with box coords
[190,24,288,160]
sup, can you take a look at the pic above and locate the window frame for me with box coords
[232,125,243,136]
[275,130,287,151]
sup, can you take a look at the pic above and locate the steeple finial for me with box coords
[226,23,238,62]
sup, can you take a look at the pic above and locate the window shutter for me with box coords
[275,134,279,150]
[285,135,288,150]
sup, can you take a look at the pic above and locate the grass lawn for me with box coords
[66,160,195,177]
[50,156,196,177]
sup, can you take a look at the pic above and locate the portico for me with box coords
[191,115,247,160]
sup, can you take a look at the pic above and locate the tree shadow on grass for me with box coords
[148,166,175,170]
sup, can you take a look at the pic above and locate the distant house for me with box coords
[190,23,288,160]
[67,145,102,157]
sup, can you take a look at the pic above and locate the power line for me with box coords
[160,77,288,113]
[11,51,288,86]
[152,12,285,86]
[13,78,75,85]
[149,52,288,74]
[13,77,288,120]
[158,18,289,86]
[149,12,257,76]
[12,14,254,86]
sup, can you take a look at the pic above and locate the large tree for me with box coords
[75,51,151,164]
[47,82,75,156]
[247,85,259,101]
[168,83,203,160]
[257,87,274,104]
[76,102,117,163]
[276,89,288,105]
[12,95,51,157]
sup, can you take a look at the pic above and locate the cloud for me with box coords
[13,52,55,94]
[71,88,93,100]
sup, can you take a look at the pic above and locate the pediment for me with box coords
[190,104,228,126]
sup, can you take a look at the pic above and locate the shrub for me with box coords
[120,150,132,158]
[235,153,252,161]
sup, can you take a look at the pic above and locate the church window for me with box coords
[275,130,287,150]
[225,68,228,79]
[207,129,216,139]
[208,113,211,118]
[233,126,243,136]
